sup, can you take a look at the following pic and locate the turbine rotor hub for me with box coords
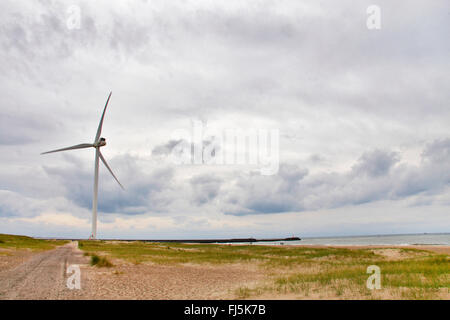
[95,137,107,147]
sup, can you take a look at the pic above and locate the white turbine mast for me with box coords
[42,92,124,239]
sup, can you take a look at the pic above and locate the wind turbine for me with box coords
[41,92,124,239]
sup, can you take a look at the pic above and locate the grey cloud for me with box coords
[109,14,151,55]
[190,174,223,205]
[390,139,450,198]
[223,164,308,215]
[151,139,183,157]
[352,149,400,177]
[224,142,450,215]
[42,155,93,210]
[42,153,175,214]
[309,154,325,163]
[0,1,449,236]
[0,111,57,145]
[151,138,220,163]
[0,189,74,219]
[421,138,450,163]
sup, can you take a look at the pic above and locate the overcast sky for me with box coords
[0,0,449,239]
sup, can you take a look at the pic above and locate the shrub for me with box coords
[90,255,113,267]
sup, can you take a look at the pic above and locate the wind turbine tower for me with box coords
[42,92,124,239]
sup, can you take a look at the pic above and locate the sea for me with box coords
[251,233,450,246]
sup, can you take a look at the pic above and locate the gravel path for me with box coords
[0,242,88,300]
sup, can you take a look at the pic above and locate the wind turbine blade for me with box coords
[94,92,112,143]
[41,143,94,155]
[98,151,124,190]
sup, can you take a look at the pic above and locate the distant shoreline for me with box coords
[34,236,302,243]
[13,232,450,246]
[31,232,450,240]
[285,244,450,255]
[300,232,450,240]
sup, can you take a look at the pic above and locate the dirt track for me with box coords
[0,242,88,299]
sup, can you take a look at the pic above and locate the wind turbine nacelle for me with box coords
[96,138,106,147]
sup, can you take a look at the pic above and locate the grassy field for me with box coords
[78,241,450,299]
[0,234,69,252]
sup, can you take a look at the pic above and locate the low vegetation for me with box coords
[263,254,449,300]
[89,254,114,267]
[0,234,68,251]
[77,240,449,299]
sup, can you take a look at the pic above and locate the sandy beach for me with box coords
[81,244,450,300]
[1,240,448,300]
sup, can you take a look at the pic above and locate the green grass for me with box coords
[77,241,450,299]
[77,241,378,265]
[0,234,69,251]
[90,254,114,267]
[244,250,449,299]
